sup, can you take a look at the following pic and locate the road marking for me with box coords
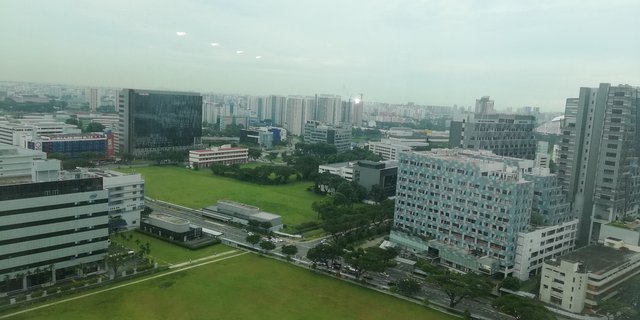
[203,220,225,227]
[0,251,248,319]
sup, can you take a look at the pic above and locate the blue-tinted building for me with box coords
[391,149,533,275]
[26,133,113,159]
[118,89,202,156]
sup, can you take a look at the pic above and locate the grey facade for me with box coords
[303,121,351,152]
[0,177,109,292]
[353,160,398,197]
[524,168,572,226]
[556,83,640,246]
[118,89,202,156]
[392,149,533,274]
[449,113,537,159]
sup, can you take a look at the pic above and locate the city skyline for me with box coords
[1,0,638,112]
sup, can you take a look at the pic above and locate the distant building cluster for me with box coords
[2,79,640,319]
[387,84,640,318]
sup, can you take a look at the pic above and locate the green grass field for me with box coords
[112,231,233,265]
[117,166,323,226]
[5,254,455,320]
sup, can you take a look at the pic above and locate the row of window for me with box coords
[0,211,108,232]
[0,224,108,246]
[0,249,107,276]
[0,236,109,260]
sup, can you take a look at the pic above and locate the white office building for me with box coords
[318,162,355,181]
[0,122,81,146]
[513,219,579,281]
[540,238,640,314]
[0,174,109,292]
[368,140,413,160]
[0,143,47,184]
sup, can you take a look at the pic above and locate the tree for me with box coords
[105,243,132,279]
[306,244,342,267]
[501,277,522,291]
[120,153,134,163]
[281,245,298,259]
[597,276,640,319]
[259,240,276,253]
[492,295,556,320]
[427,272,492,308]
[598,298,637,320]
[396,278,421,297]
[84,122,106,133]
[65,117,79,126]
[246,234,261,247]
[343,248,387,279]
[334,182,357,207]
[266,152,278,161]
[142,206,153,217]
[248,148,262,160]
[368,184,387,203]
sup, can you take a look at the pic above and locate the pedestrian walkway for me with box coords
[169,250,238,269]
[0,251,247,320]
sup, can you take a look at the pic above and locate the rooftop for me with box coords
[254,211,281,220]
[547,245,639,275]
[607,220,640,231]
[217,199,259,210]
[319,161,354,168]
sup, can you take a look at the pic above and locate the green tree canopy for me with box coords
[343,248,387,279]
[396,278,421,297]
[281,245,298,258]
[306,243,342,266]
[65,117,79,126]
[492,295,556,320]
[84,122,106,133]
[428,272,492,308]
[246,234,261,246]
[259,240,276,252]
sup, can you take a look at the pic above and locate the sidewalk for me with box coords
[169,250,238,269]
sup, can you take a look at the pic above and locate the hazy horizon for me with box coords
[1,0,638,111]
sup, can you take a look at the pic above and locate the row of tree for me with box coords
[412,260,555,319]
[290,143,382,164]
[0,98,68,113]
[244,234,298,259]
[146,150,188,165]
[306,243,399,279]
[48,152,104,170]
[64,118,106,133]
[312,198,394,239]
[210,163,301,185]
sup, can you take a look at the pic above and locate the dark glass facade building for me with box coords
[118,89,202,156]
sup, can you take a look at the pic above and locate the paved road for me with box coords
[145,201,248,244]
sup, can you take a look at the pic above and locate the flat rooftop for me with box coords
[255,211,281,220]
[217,199,259,210]
[319,161,354,168]
[548,245,639,275]
[607,220,640,231]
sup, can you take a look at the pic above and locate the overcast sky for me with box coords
[1,0,638,111]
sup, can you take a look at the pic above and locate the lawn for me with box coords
[5,254,456,320]
[112,231,233,265]
[117,166,323,226]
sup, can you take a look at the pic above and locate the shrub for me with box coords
[137,264,153,272]
[30,290,44,298]
[60,283,74,291]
